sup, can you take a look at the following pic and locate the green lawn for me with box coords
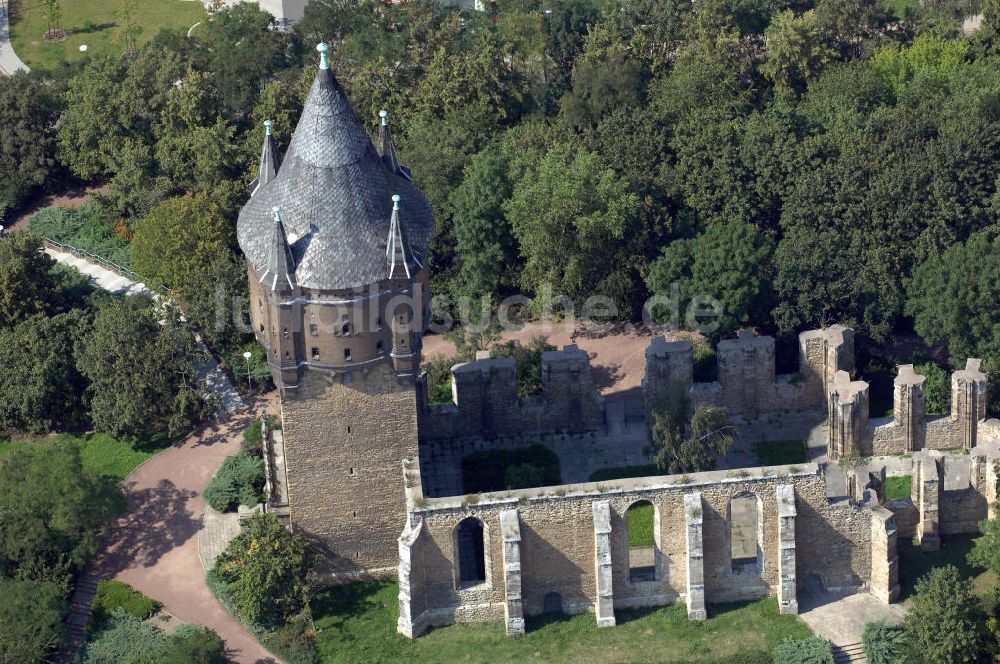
[9,0,205,72]
[884,475,912,501]
[754,439,807,466]
[899,535,997,602]
[0,431,174,482]
[627,502,654,548]
[311,581,812,664]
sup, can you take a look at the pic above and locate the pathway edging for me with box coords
[0,2,29,75]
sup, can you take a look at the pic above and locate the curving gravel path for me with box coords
[0,3,29,75]
[59,395,281,664]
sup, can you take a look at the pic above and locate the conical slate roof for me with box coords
[237,46,435,291]
[258,206,296,291]
[386,194,421,280]
[250,120,280,196]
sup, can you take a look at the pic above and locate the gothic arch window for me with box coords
[455,517,487,589]
[626,500,659,582]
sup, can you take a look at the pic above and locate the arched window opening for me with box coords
[729,493,763,575]
[456,517,486,588]
[626,501,656,582]
[342,322,350,335]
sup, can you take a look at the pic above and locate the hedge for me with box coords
[204,451,265,513]
[90,580,161,630]
[773,636,835,664]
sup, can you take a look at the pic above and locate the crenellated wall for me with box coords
[420,344,606,441]
[848,359,989,459]
[643,326,855,419]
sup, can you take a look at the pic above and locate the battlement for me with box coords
[847,359,989,459]
[644,325,854,419]
[421,344,606,441]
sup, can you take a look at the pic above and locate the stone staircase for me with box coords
[833,642,867,664]
[55,572,100,662]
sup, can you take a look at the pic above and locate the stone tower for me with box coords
[236,43,434,577]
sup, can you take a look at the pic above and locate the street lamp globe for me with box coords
[242,351,253,391]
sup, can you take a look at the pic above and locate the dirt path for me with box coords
[423,321,694,395]
[5,184,105,231]
[73,395,281,663]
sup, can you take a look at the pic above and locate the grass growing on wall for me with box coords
[754,439,807,467]
[884,475,912,501]
[310,580,812,664]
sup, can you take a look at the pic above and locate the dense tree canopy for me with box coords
[0,439,119,584]
[75,298,211,439]
[1,0,994,412]
[0,73,63,222]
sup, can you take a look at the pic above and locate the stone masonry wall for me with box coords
[281,362,419,578]
[399,464,874,635]
[421,345,605,442]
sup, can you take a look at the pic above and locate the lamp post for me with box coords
[243,351,253,392]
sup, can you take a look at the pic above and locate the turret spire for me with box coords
[317,42,330,70]
[259,205,296,291]
[376,109,412,181]
[386,194,420,279]
[250,119,280,196]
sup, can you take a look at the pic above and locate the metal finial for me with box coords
[392,194,401,210]
[272,205,282,222]
[316,42,330,70]
[263,120,273,136]
[380,109,389,126]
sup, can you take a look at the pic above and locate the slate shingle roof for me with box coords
[237,61,434,291]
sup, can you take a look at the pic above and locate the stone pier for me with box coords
[894,364,926,453]
[684,492,707,621]
[776,484,798,615]
[914,453,942,551]
[870,507,900,603]
[952,359,988,449]
[499,509,525,635]
[593,501,616,627]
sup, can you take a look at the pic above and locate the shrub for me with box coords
[862,620,907,664]
[242,419,264,457]
[204,451,265,513]
[153,623,226,664]
[28,203,132,268]
[504,463,546,489]
[772,636,834,663]
[490,336,556,396]
[462,444,561,492]
[211,513,313,629]
[693,344,718,382]
[0,579,67,664]
[267,620,319,664]
[916,362,950,415]
[81,608,166,664]
[424,354,458,404]
[91,580,161,629]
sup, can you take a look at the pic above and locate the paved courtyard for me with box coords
[799,590,907,654]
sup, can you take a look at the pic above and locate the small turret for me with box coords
[258,206,296,291]
[386,194,421,280]
[377,110,412,181]
[251,120,280,196]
